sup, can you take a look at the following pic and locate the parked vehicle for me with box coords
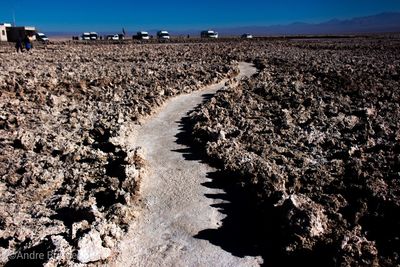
[36,32,49,43]
[241,33,253,39]
[157,30,170,41]
[81,32,91,40]
[90,32,98,40]
[106,34,120,40]
[201,30,218,38]
[133,31,150,40]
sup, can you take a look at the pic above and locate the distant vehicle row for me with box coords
[77,30,254,41]
[11,30,253,43]
[79,30,171,41]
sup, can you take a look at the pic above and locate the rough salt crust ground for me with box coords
[1,38,399,266]
[0,42,237,265]
[188,38,400,266]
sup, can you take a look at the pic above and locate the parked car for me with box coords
[106,34,120,40]
[134,31,150,40]
[241,33,253,39]
[201,30,218,38]
[81,32,91,40]
[35,32,49,43]
[157,30,170,41]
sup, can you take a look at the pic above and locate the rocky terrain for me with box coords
[189,38,400,266]
[1,37,399,266]
[0,42,238,266]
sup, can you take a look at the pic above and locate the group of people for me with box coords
[15,35,33,53]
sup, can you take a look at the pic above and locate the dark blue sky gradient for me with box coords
[0,0,399,32]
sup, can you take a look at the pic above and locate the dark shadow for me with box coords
[200,93,215,100]
[50,207,96,231]
[171,91,273,264]
[195,170,271,258]
[172,91,215,163]
[170,147,204,161]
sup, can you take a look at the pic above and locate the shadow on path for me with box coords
[195,170,270,258]
[172,91,276,265]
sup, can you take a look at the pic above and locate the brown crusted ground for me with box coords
[188,38,400,266]
[0,42,237,265]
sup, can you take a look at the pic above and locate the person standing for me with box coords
[24,35,32,51]
[15,37,23,53]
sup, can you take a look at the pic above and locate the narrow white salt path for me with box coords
[115,63,260,267]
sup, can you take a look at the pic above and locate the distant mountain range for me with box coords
[213,12,400,36]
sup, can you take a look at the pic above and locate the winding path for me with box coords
[115,63,260,266]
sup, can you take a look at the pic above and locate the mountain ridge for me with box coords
[213,12,400,35]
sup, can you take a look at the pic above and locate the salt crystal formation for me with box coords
[0,42,237,265]
[1,38,399,266]
[189,38,400,266]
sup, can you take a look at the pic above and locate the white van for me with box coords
[157,30,170,41]
[81,32,91,40]
[36,32,49,43]
[241,33,253,39]
[201,30,218,38]
[90,32,98,40]
[137,31,150,40]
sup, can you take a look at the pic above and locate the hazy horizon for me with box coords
[1,0,400,33]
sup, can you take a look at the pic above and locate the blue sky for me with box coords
[0,0,399,32]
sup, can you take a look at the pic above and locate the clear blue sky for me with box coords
[0,0,399,32]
